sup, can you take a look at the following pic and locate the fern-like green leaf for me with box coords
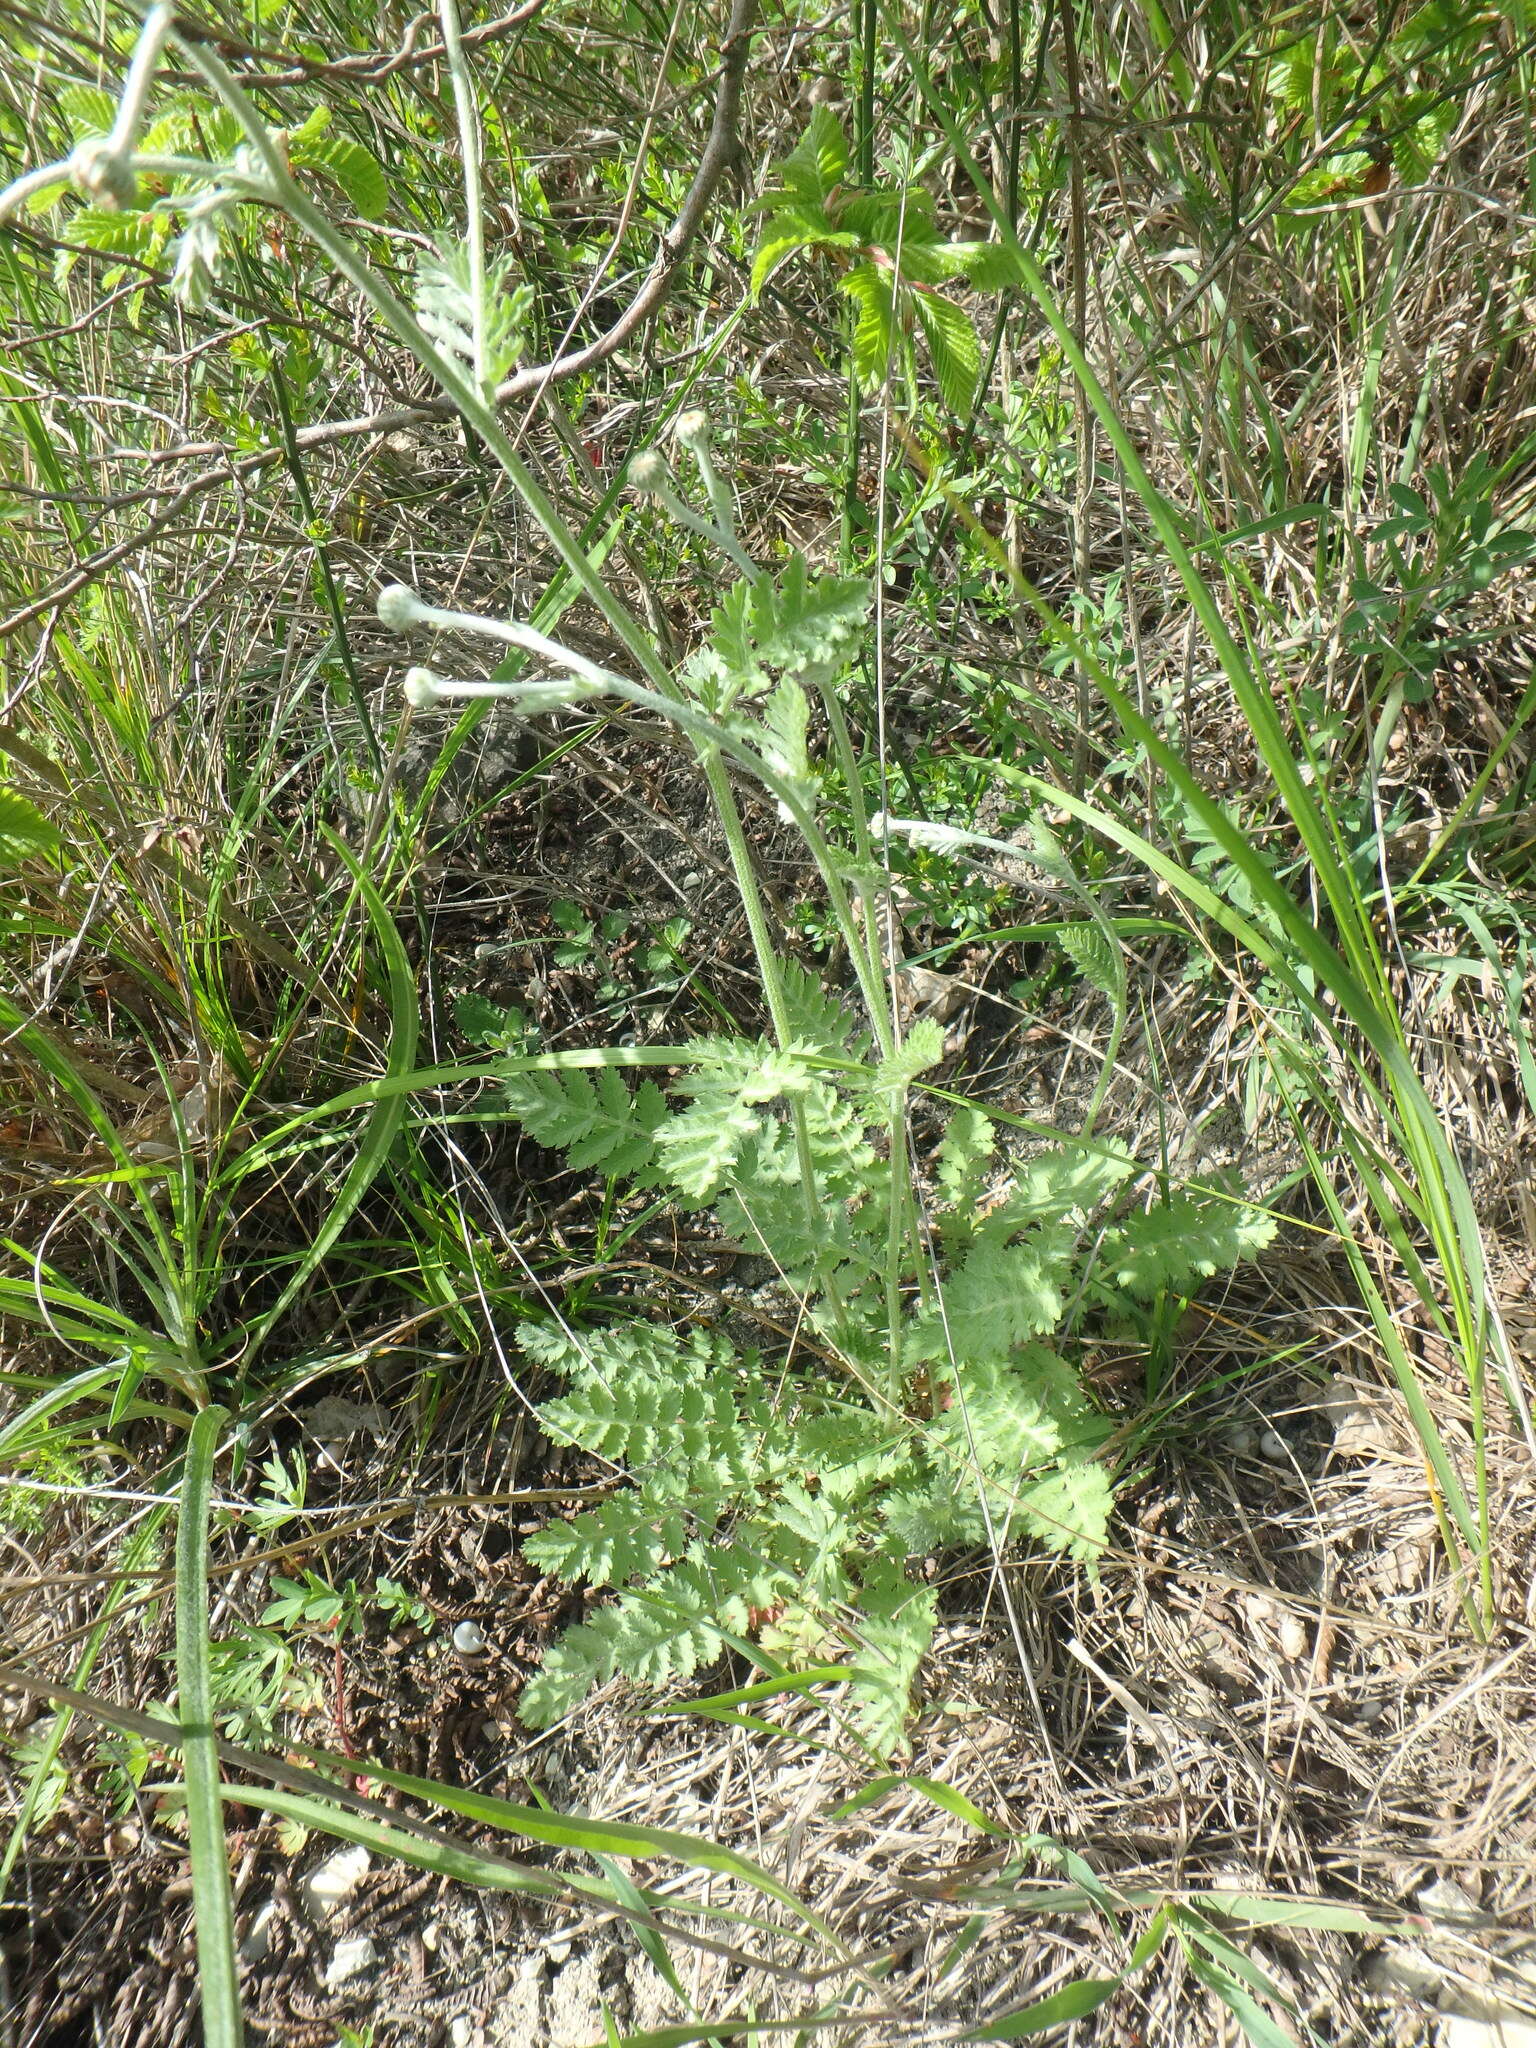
[934,1104,998,1220]
[934,1346,1080,1481]
[518,1579,725,1727]
[540,1369,743,1474]
[653,1095,761,1202]
[707,560,869,696]
[415,240,532,388]
[655,1039,818,1201]
[794,1407,908,1502]
[847,1554,936,1758]
[864,1017,945,1105]
[778,958,868,1062]
[879,1474,985,1553]
[934,1227,1074,1359]
[524,1490,704,1587]
[502,1066,666,1177]
[1014,1461,1114,1561]
[1056,920,1121,997]
[1098,1192,1276,1296]
[760,678,813,798]
[980,1143,1136,1233]
[525,1320,779,1494]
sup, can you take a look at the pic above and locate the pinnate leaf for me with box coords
[502,1066,666,1177]
[1100,1193,1276,1296]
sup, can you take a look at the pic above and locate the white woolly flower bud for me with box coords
[377,583,427,633]
[674,408,711,453]
[403,666,443,709]
[627,448,671,496]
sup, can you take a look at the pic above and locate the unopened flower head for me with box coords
[377,582,428,633]
[403,666,443,709]
[626,448,671,497]
[673,409,711,454]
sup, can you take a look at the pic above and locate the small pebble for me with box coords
[239,1898,278,1964]
[1277,1613,1308,1662]
[300,1844,370,1921]
[1368,1944,1441,2000]
[1418,1875,1482,1923]
[323,1934,378,1987]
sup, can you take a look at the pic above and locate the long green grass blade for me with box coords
[176,1403,243,2047]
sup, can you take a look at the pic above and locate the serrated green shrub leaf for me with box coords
[912,290,980,413]
[0,789,61,864]
[841,264,895,389]
[304,135,388,221]
[58,84,116,135]
[775,104,848,202]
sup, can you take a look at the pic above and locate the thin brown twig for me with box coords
[163,0,548,92]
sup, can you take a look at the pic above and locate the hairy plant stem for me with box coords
[435,0,490,398]
[173,23,916,1414]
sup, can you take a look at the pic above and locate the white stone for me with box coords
[239,1897,278,1964]
[300,1396,390,1444]
[1368,1943,1442,2000]
[299,1843,371,1920]
[1319,1376,1394,1456]
[1441,2016,1536,2048]
[1418,1876,1483,1924]
[322,1934,378,1988]
[1277,1612,1309,1661]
